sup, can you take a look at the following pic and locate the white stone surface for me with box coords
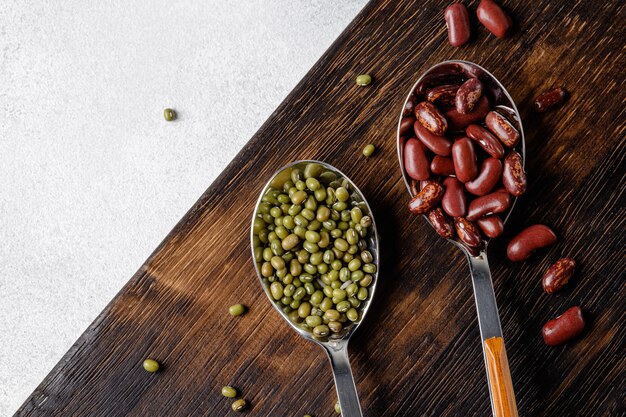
[0,1,366,414]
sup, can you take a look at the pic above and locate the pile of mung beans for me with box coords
[252,162,377,338]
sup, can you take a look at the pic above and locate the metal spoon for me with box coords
[251,160,380,417]
[397,60,524,417]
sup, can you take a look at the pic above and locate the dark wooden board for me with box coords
[17,0,625,416]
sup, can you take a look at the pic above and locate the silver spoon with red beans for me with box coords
[397,60,525,417]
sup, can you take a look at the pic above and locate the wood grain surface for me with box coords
[16,0,625,416]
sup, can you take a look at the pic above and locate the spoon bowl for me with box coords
[397,60,525,252]
[396,60,524,417]
[251,160,379,417]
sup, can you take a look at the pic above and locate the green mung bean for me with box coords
[356,74,372,86]
[362,143,376,156]
[221,386,237,398]
[228,304,247,316]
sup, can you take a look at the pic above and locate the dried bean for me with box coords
[428,208,455,239]
[426,84,459,107]
[445,4,471,47]
[542,257,576,294]
[477,0,512,38]
[466,124,505,158]
[414,120,453,156]
[542,306,585,346]
[408,183,445,214]
[465,158,502,196]
[502,151,526,196]
[415,101,448,136]
[534,87,567,112]
[452,137,478,183]
[455,78,483,114]
[442,177,467,217]
[404,138,430,180]
[507,224,557,262]
[485,111,520,147]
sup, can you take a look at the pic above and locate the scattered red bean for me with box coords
[466,124,505,158]
[414,120,453,156]
[502,150,527,196]
[466,189,511,221]
[431,156,456,176]
[404,138,430,180]
[415,101,448,136]
[485,111,520,147]
[477,215,504,238]
[428,208,455,239]
[445,96,491,131]
[507,224,557,262]
[542,306,585,346]
[444,3,471,47]
[426,84,459,107]
[477,0,512,38]
[455,78,483,114]
[542,257,576,294]
[465,158,502,196]
[408,183,445,214]
[534,87,568,112]
[442,177,467,217]
[452,137,478,183]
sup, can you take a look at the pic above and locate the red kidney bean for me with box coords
[485,111,520,147]
[543,257,576,294]
[428,208,455,239]
[455,78,483,114]
[465,124,505,158]
[408,183,445,214]
[477,0,512,38]
[445,96,490,131]
[466,190,510,220]
[403,96,416,117]
[542,306,585,346]
[414,121,452,156]
[477,215,504,238]
[404,138,430,180]
[502,150,526,196]
[452,137,478,183]
[444,4,471,47]
[507,224,557,262]
[415,101,448,136]
[426,84,459,107]
[534,87,568,112]
[442,177,467,217]
[400,116,416,136]
[454,217,483,250]
[465,158,502,196]
[431,156,456,176]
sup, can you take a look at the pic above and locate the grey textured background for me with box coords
[0,1,367,414]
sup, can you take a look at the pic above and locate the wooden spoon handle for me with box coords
[484,336,519,417]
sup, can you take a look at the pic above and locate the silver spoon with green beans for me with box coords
[251,160,380,417]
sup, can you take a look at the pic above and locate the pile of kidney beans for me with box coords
[403,76,523,252]
[401,77,584,346]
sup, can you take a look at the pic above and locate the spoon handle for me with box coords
[324,342,363,417]
[467,252,519,417]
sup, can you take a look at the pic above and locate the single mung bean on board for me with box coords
[231,399,247,412]
[221,386,237,398]
[362,144,376,157]
[228,304,247,316]
[356,74,373,86]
